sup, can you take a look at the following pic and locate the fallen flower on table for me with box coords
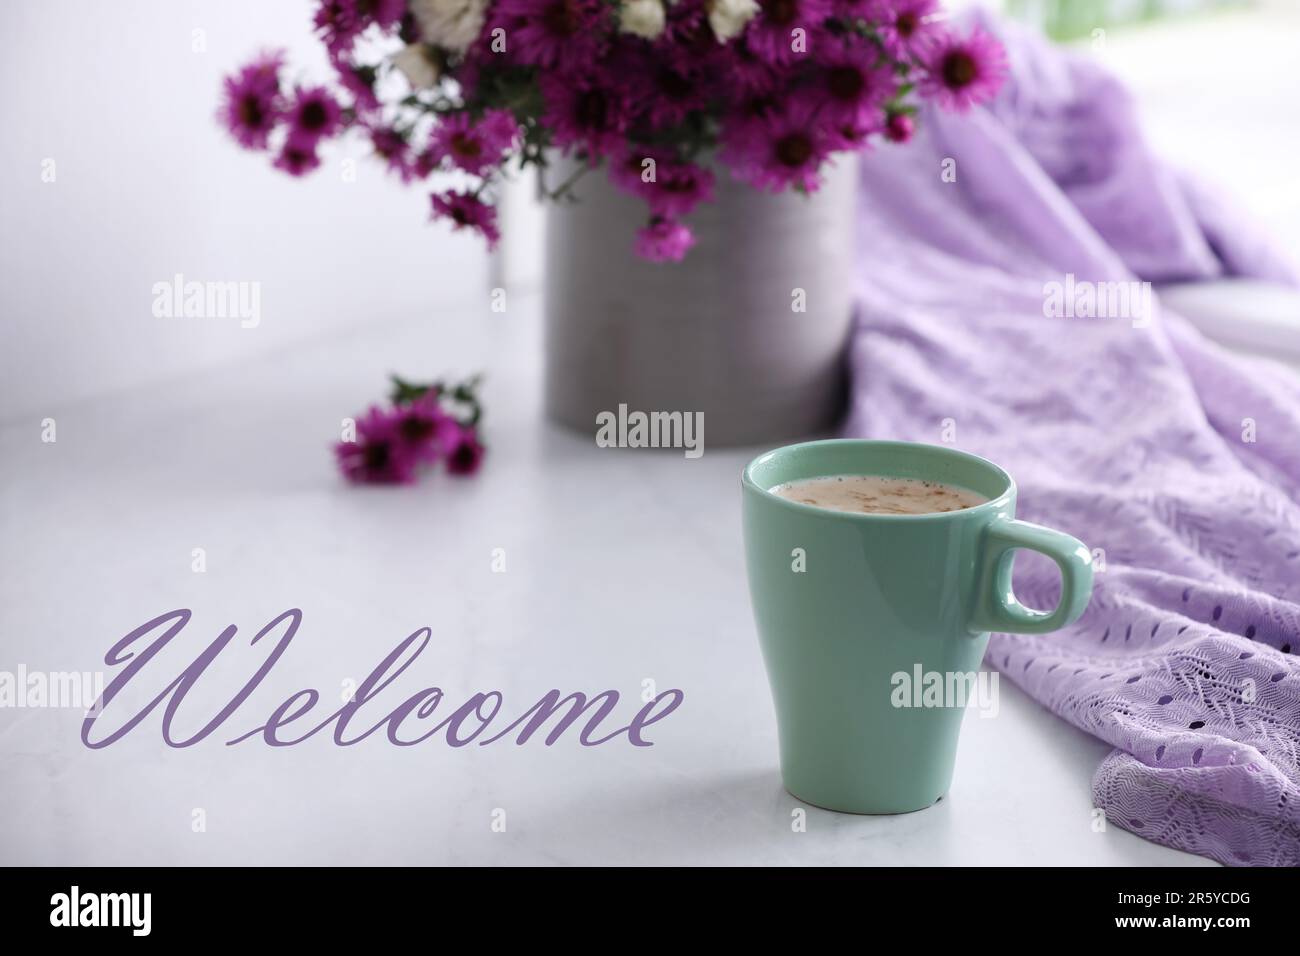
[335,373,486,485]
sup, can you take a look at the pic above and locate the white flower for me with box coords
[409,0,489,54]
[392,44,441,90]
[707,0,760,43]
[619,0,667,40]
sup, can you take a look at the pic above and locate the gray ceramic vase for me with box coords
[543,155,858,447]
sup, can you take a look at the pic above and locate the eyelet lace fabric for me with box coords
[845,12,1300,865]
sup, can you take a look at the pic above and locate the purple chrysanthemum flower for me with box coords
[218,51,285,150]
[314,0,405,56]
[313,0,354,52]
[608,147,715,219]
[803,46,896,128]
[427,109,519,176]
[921,27,1008,113]
[884,110,915,142]
[721,98,831,192]
[332,57,382,113]
[335,405,419,484]
[412,146,439,180]
[614,45,708,133]
[285,85,344,146]
[394,395,457,463]
[430,191,501,248]
[444,424,487,476]
[273,140,323,176]
[634,217,695,262]
[744,0,835,66]
[539,72,629,158]
[821,116,875,151]
[492,0,609,71]
[369,124,416,181]
[875,0,942,60]
[715,40,783,97]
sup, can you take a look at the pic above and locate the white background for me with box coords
[0,0,489,421]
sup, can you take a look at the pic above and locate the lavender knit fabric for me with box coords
[846,13,1300,865]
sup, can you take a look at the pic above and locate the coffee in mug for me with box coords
[742,439,1094,813]
[771,474,988,515]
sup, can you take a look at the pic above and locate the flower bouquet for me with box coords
[220,0,1006,262]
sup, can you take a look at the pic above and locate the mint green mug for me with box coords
[742,439,1093,814]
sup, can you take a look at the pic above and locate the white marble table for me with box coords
[0,294,1214,866]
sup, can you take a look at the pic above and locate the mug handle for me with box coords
[970,518,1094,635]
